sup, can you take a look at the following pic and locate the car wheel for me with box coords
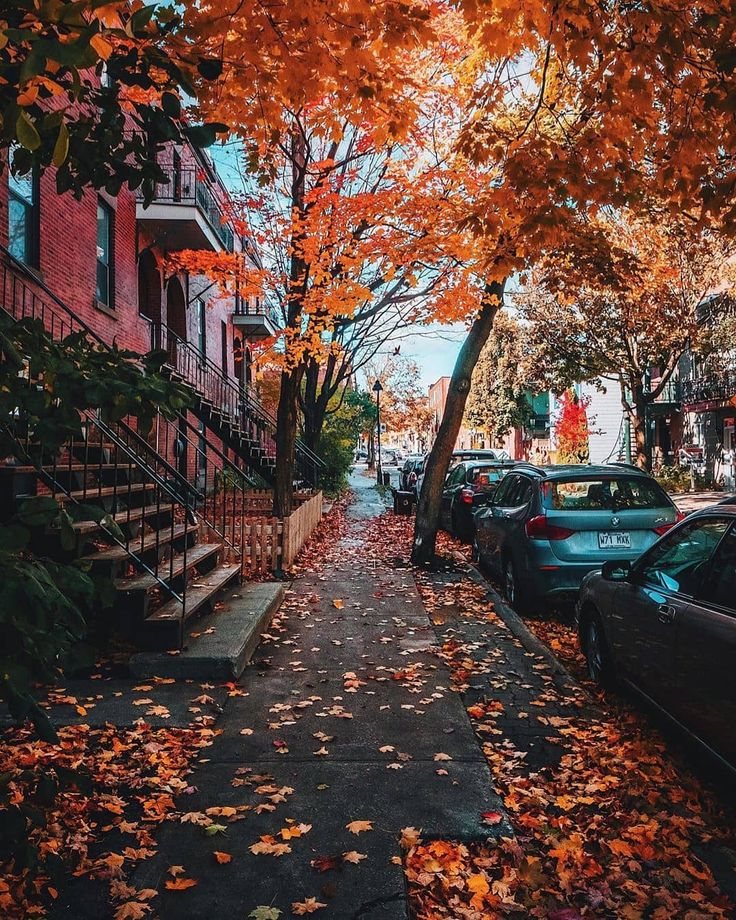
[583,612,615,688]
[503,557,530,615]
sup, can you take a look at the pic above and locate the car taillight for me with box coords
[408,472,417,485]
[653,511,686,536]
[460,488,474,504]
[525,514,575,540]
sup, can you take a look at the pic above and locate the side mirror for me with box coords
[602,560,631,582]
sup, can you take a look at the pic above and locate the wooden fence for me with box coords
[238,490,324,574]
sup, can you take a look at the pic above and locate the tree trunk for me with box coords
[273,367,302,517]
[273,128,307,517]
[367,428,375,469]
[412,280,506,565]
[631,384,650,470]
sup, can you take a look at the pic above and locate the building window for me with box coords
[96,199,114,307]
[221,320,228,375]
[8,169,39,267]
[196,298,206,363]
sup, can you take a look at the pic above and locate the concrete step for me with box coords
[130,581,285,679]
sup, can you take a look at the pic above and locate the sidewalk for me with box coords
[121,472,506,919]
[670,490,733,513]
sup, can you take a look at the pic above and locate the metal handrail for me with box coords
[151,322,325,484]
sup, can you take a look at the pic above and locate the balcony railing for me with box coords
[137,165,234,252]
[652,379,681,404]
[681,370,736,406]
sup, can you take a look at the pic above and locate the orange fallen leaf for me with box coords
[213,851,232,864]
[346,820,373,834]
[292,897,327,914]
[332,599,344,609]
[164,878,198,891]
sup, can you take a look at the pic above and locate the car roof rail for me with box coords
[510,462,547,476]
[607,461,645,472]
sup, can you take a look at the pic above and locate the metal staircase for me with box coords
[0,246,269,649]
[150,323,324,489]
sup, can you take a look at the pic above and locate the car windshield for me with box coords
[542,477,670,511]
[468,466,507,489]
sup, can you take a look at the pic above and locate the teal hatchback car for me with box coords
[473,463,683,613]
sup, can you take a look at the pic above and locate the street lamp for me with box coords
[373,379,383,484]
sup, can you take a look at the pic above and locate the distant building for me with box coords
[428,376,477,450]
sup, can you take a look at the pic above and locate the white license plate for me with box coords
[598,531,631,549]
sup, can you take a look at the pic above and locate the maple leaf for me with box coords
[433,752,452,761]
[291,898,327,915]
[346,820,373,835]
[213,851,232,864]
[342,851,367,864]
[249,909,281,920]
[168,865,186,877]
[332,599,344,609]
[114,903,149,920]
[400,827,421,848]
[164,878,198,891]
[480,811,503,826]
[250,836,292,856]
[311,854,343,872]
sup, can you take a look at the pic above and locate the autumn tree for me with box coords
[464,310,540,446]
[175,15,486,517]
[411,0,736,563]
[366,357,433,450]
[518,210,734,469]
[554,389,591,464]
[1,1,227,198]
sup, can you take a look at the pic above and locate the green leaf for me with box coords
[161,91,181,119]
[52,121,69,168]
[0,525,30,553]
[16,111,41,151]
[197,58,223,80]
[204,823,228,836]
[249,909,281,920]
[17,496,60,527]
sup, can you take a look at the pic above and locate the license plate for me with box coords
[598,531,631,549]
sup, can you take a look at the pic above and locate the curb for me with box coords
[451,550,593,700]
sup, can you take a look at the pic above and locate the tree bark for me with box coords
[630,384,651,470]
[412,280,506,565]
[273,366,303,517]
[273,128,307,517]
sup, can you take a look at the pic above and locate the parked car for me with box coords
[415,449,511,498]
[400,455,425,492]
[439,460,515,540]
[381,448,399,466]
[576,506,736,771]
[473,463,682,613]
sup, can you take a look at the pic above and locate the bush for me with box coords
[654,464,717,493]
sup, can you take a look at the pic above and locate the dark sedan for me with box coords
[439,460,515,541]
[577,506,736,771]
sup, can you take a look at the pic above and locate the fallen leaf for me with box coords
[164,878,198,891]
[291,897,327,915]
[213,851,232,864]
[346,820,373,835]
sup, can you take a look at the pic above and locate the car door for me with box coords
[475,473,518,570]
[673,520,736,765]
[484,474,530,575]
[440,464,465,530]
[609,518,730,706]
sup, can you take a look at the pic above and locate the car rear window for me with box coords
[542,477,671,511]
[468,466,508,488]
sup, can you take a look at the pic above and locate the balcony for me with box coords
[136,166,234,253]
[233,296,278,340]
[651,378,681,405]
[681,370,736,409]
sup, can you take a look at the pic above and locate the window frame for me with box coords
[693,521,736,615]
[8,167,40,268]
[95,198,115,308]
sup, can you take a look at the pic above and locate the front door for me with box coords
[610,518,730,705]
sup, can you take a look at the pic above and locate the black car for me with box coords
[577,506,736,772]
[439,460,515,541]
[400,456,425,492]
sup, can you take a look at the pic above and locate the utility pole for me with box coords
[373,379,383,484]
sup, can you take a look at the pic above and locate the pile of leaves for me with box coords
[365,510,736,918]
[0,715,217,919]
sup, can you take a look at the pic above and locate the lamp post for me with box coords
[373,379,383,484]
